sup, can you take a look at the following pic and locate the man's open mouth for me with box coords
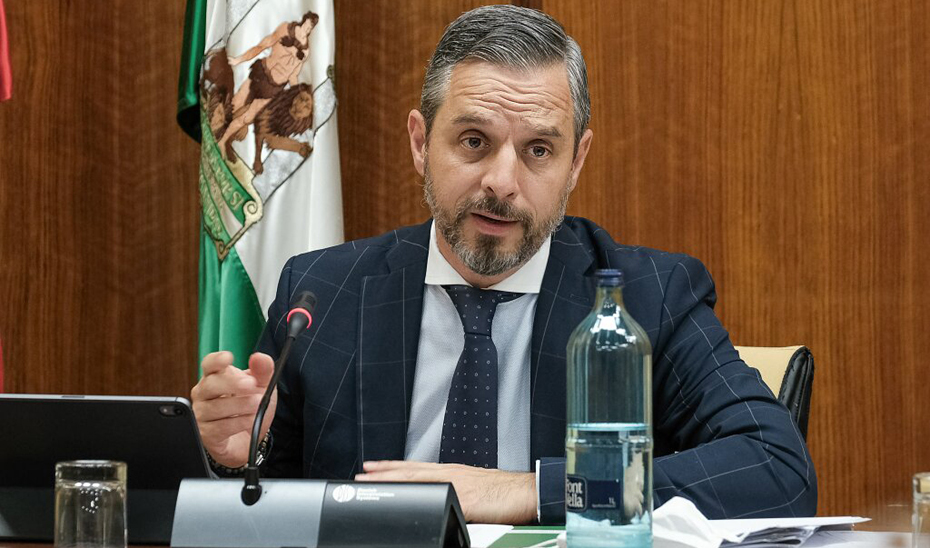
[473,212,516,225]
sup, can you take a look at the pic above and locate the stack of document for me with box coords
[465,497,870,548]
[654,497,869,548]
[712,517,870,547]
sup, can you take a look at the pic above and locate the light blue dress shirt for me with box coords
[404,222,551,473]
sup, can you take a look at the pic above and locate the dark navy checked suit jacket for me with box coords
[256,216,817,522]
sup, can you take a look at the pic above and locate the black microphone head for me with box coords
[290,290,317,315]
[286,290,317,338]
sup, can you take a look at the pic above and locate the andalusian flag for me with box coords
[178,0,343,370]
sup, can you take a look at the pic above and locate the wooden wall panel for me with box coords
[0,0,201,396]
[789,0,930,525]
[0,0,927,526]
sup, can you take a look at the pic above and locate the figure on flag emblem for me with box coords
[209,10,319,171]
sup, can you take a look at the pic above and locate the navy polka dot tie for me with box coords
[439,285,521,469]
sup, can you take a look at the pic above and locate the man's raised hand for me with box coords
[190,351,277,468]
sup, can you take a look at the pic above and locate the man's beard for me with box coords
[422,161,571,277]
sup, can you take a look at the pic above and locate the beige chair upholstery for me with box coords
[734,345,815,439]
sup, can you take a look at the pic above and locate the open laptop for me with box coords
[0,394,213,544]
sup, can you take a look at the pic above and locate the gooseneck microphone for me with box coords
[242,290,317,505]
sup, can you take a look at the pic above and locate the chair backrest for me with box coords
[733,345,815,439]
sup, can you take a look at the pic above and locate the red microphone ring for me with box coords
[286,308,313,328]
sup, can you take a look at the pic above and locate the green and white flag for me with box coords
[178,0,343,370]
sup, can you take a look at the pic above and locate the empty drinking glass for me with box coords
[55,460,127,548]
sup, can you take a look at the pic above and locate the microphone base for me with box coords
[170,478,469,548]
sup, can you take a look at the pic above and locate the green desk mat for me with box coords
[487,526,564,548]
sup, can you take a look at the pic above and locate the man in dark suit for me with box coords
[191,5,816,524]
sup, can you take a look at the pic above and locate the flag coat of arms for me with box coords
[179,0,343,370]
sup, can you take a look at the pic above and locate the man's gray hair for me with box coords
[420,5,590,150]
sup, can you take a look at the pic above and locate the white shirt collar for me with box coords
[424,220,551,293]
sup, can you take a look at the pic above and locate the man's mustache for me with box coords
[454,196,533,226]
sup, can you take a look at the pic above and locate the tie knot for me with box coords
[443,285,521,336]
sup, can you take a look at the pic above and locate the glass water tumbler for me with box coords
[55,460,127,548]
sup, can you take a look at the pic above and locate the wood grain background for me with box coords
[0,0,927,524]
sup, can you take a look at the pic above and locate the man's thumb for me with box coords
[247,352,276,388]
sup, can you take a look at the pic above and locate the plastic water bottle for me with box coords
[565,269,653,548]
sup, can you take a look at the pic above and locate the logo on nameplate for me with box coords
[332,484,355,503]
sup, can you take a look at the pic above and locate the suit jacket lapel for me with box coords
[530,221,595,461]
[357,223,429,463]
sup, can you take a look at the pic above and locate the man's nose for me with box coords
[481,146,519,200]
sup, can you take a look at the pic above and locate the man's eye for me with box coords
[463,137,484,149]
[529,145,550,158]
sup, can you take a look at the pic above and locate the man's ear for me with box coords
[408,109,428,177]
[567,128,594,192]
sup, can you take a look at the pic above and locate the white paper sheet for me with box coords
[466,524,514,548]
